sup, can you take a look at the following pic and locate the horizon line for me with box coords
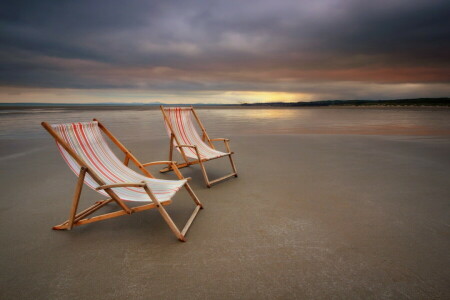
[1,97,449,106]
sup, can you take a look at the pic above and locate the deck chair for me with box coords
[160,106,238,187]
[41,119,203,242]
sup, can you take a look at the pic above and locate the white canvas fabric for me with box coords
[52,121,186,202]
[163,107,228,160]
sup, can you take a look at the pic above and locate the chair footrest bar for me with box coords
[53,200,172,230]
[209,173,238,186]
[181,205,202,236]
[73,210,130,226]
[54,199,113,229]
[74,199,113,223]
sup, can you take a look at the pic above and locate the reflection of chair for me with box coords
[160,106,238,187]
[41,119,203,242]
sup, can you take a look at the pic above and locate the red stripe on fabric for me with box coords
[87,123,176,195]
[56,125,107,194]
[52,122,182,201]
[183,110,215,158]
[169,108,195,157]
[165,107,227,159]
[86,123,148,195]
[174,109,190,151]
[176,108,196,156]
[73,123,119,184]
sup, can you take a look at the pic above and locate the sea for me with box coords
[1,107,449,142]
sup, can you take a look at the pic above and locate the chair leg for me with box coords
[193,147,211,187]
[143,184,186,241]
[198,158,211,188]
[228,154,238,177]
[197,154,238,187]
[181,205,201,236]
[169,135,174,162]
[180,182,203,236]
[184,182,203,208]
[155,204,186,242]
[68,167,87,230]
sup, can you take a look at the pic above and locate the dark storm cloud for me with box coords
[0,0,449,98]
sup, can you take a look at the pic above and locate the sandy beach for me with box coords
[0,127,449,298]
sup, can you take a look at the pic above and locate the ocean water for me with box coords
[0,107,449,141]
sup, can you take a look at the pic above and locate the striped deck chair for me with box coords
[41,119,203,242]
[160,106,238,187]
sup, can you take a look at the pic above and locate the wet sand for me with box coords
[0,133,449,299]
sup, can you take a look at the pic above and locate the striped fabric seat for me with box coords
[52,121,186,202]
[163,107,228,160]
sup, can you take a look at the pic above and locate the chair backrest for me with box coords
[51,121,142,195]
[161,107,217,158]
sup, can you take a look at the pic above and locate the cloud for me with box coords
[0,0,449,102]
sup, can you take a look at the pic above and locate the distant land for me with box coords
[0,98,449,109]
[241,98,450,107]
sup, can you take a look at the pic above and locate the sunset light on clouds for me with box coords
[1,0,449,104]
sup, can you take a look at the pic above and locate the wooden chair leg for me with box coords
[198,157,211,188]
[143,184,185,241]
[157,203,186,242]
[228,154,238,177]
[181,205,201,236]
[169,135,174,162]
[184,182,203,208]
[68,167,87,230]
[194,147,211,187]
[180,182,203,236]
[201,154,238,187]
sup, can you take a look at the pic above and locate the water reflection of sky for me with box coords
[0,108,449,140]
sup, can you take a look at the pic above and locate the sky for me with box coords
[0,0,449,104]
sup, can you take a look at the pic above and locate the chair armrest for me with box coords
[96,182,146,190]
[142,160,187,180]
[210,138,231,153]
[142,161,177,167]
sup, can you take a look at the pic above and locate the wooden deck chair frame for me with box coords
[160,106,238,187]
[41,119,203,242]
